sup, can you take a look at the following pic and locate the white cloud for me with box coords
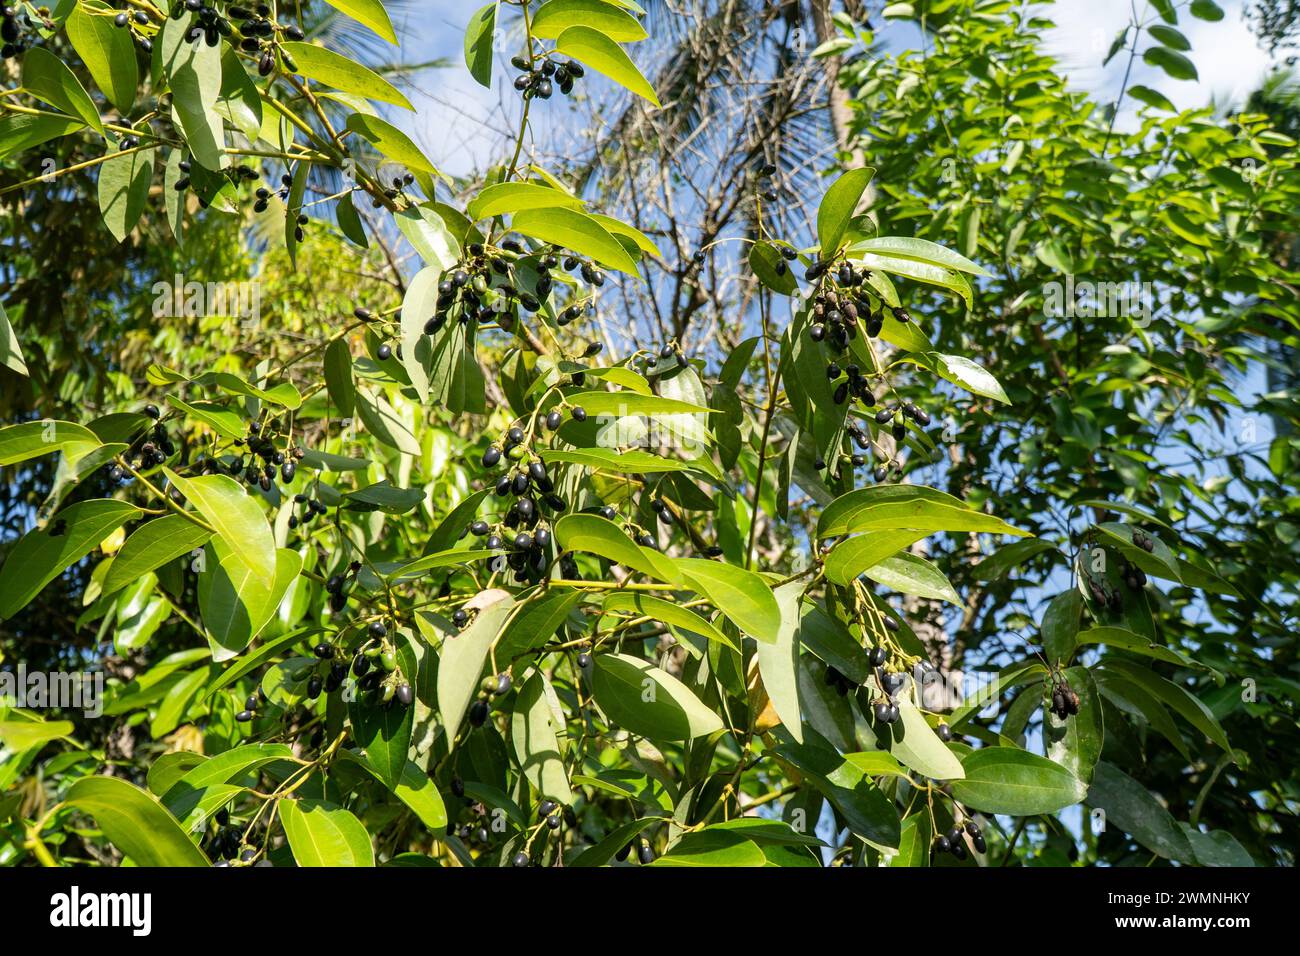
[1040,0,1282,119]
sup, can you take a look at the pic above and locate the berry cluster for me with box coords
[466,670,512,727]
[511,54,585,99]
[348,622,414,707]
[0,5,39,60]
[324,563,362,613]
[111,8,153,50]
[933,820,985,860]
[1050,676,1080,720]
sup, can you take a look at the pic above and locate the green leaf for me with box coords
[825,532,945,587]
[102,515,212,599]
[591,653,724,741]
[21,46,104,134]
[436,593,515,732]
[602,592,735,650]
[950,747,1087,816]
[159,14,225,170]
[354,388,421,456]
[0,718,73,750]
[1143,45,1198,82]
[344,752,447,833]
[1045,667,1103,784]
[202,626,323,702]
[887,698,965,780]
[748,241,798,296]
[166,396,245,440]
[198,544,302,659]
[282,42,413,109]
[345,480,424,514]
[0,500,141,621]
[756,581,805,741]
[164,470,277,588]
[279,798,375,866]
[324,0,398,43]
[533,0,647,42]
[554,513,677,582]
[850,250,974,306]
[324,338,356,416]
[0,304,27,376]
[463,3,497,87]
[0,113,85,162]
[1190,0,1224,21]
[654,830,765,866]
[554,26,661,106]
[1126,84,1176,112]
[64,776,208,866]
[496,588,585,660]
[467,181,585,221]
[1086,762,1193,862]
[565,388,712,417]
[1075,626,1204,670]
[851,236,990,276]
[819,484,969,537]
[816,167,876,254]
[284,158,309,268]
[862,553,961,605]
[0,420,101,466]
[396,206,461,268]
[1180,824,1254,866]
[512,207,640,274]
[675,557,780,644]
[511,670,574,804]
[1147,24,1190,51]
[540,447,695,474]
[1040,589,1083,665]
[570,816,663,866]
[927,353,1009,404]
[66,1,137,113]
[1100,660,1231,754]
[970,538,1057,581]
[345,113,440,176]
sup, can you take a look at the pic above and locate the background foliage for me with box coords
[0,0,1297,868]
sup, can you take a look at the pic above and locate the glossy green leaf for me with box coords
[0,420,101,467]
[554,513,678,582]
[280,798,374,866]
[532,0,648,42]
[817,167,875,254]
[467,181,585,221]
[159,14,225,170]
[283,41,413,109]
[862,553,961,605]
[436,593,515,732]
[756,581,805,741]
[1045,667,1103,784]
[22,46,103,134]
[164,470,277,588]
[555,26,661,106]
[591,653,724,741]
[64,776,208,866]
[1086,761,1193,862]
[512,207,640,274]
[675,557,780,644]
[887,698,964,780]
[951,747,1087,815]
[324,0,398,43]
[346,114,440,175]
[511,670,573,804]
[66,1,137,113]
[0,500,141,621]
[102,515,212,599]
